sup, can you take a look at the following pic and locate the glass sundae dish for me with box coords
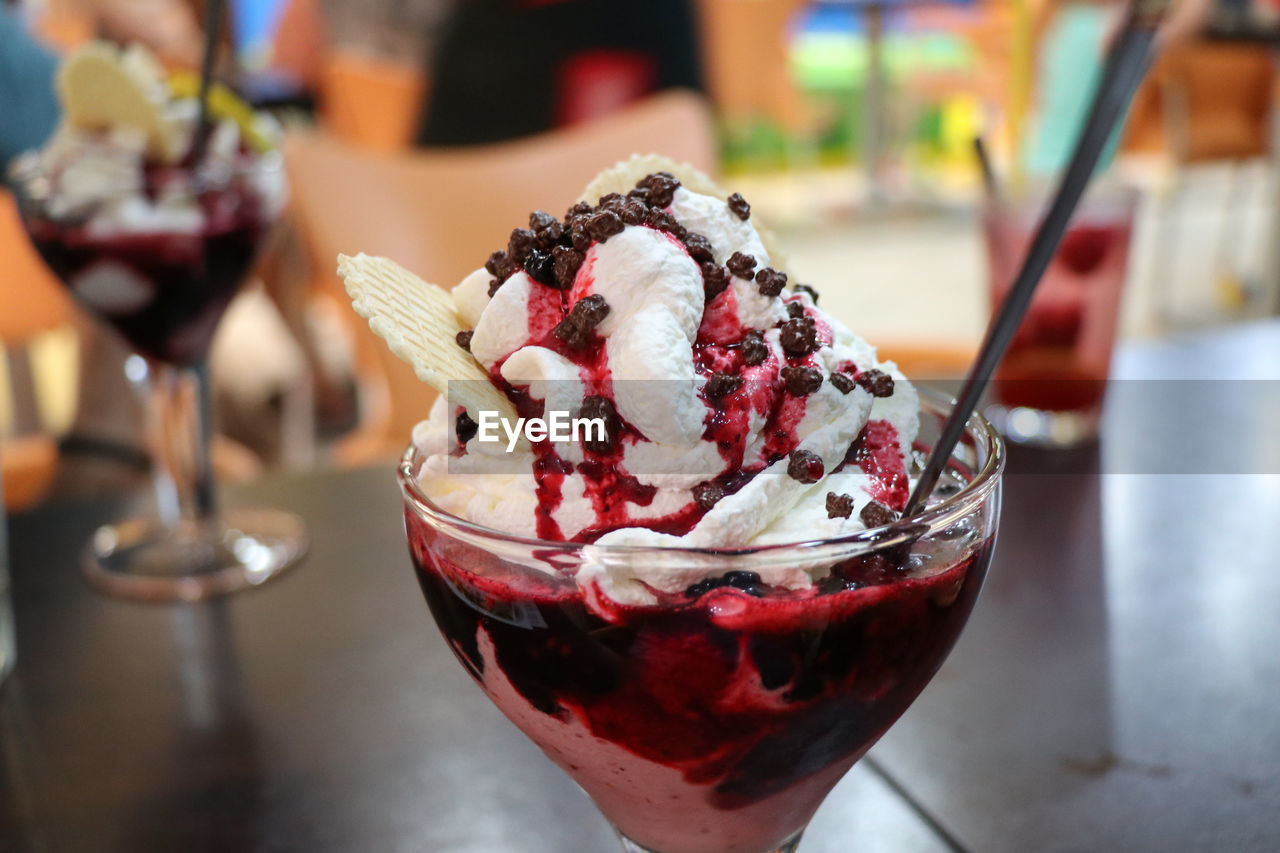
[339,157,1003,852]
[10,42,306,600]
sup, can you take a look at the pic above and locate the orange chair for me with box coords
[319,49,428,153]
[697,0,809,130]
[285,90,717,464]
[1125,41,1275,162]
[270,0,427,152]
[0,190,78,511]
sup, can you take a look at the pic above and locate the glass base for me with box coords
[615,828,804,853]
[83,507,307,602]
[985,403,1100,448]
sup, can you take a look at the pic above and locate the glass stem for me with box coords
[189,362,217,520]
[131,359,218,525]
[126,356,180,525]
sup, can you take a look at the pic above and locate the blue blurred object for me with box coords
[0,10,59,177]
[1025,4,1123,176]
[231,0,291,66]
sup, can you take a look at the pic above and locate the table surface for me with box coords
[3,321,1279,853]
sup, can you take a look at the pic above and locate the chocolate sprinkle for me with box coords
[755,267,787,297]
[551,246,584,289]
[551,295,611,349]
[727,192,751,220]
[570,224,593,251]
[705,372,742,399]
[638,172,681,208]
[702,263,729,300]
[830,372,856,394]
[597,193,625,211]
[793,283,820,304]
[860,501,895,528]
[485,250,514,280]
[456,411,478,445]
[786,301,805,319]
[684,232,716,264]
[565,201,593,222]
[826,492,854,519]
[619,198,648,226]
[579,395,621,454]
[693,481,725,511]
[552,324,586,350]
[507,228,539,265]
[455,330,473,352]
[647,209,686,240]
[573,294,610,327]
[529,210,562,244]
[726,251,757,280]
[584,210,625,243]
[781,365,822,396]
[487,278,503,298]
[787,449,824,484]
[856,369,895,398]
[740,331,768,366]
[780,316,819,357]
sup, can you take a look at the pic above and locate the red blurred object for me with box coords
[555,50,657,126]
[984,197,1135,421]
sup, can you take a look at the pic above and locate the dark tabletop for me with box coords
[3,321,1279,853]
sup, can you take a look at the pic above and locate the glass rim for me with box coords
[397,386,1005,562]
[984,178,1139,218]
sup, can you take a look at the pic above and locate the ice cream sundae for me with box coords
[339,157,1003,853]
[13,42,285,366]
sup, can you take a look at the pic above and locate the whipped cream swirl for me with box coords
[413,177,918,603]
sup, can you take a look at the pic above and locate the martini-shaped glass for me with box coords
[399,389,1002,853]
[10,150,307,601]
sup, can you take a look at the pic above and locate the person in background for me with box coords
[417,0,704,145]
[0,7,59,179]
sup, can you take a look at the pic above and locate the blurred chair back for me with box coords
[0,190,78,510]
[697,0,809,138]
[1125,41,1275,162]
[320,49,427,153]
[1159,42,1274,163]
[285,89,716,464]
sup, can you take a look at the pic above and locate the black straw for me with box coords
[903,0,1170,516]
[189,0,226,165]
[973,136,1000,203]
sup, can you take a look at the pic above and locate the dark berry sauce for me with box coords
[407,508,993,841]
[25,171,269,366]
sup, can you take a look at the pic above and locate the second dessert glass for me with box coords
[400,389,1003,853]
[982,184,1137,447]
[11,153,307,601]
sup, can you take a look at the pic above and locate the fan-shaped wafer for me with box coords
[337,253,517,424]
[57,42,180,161]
